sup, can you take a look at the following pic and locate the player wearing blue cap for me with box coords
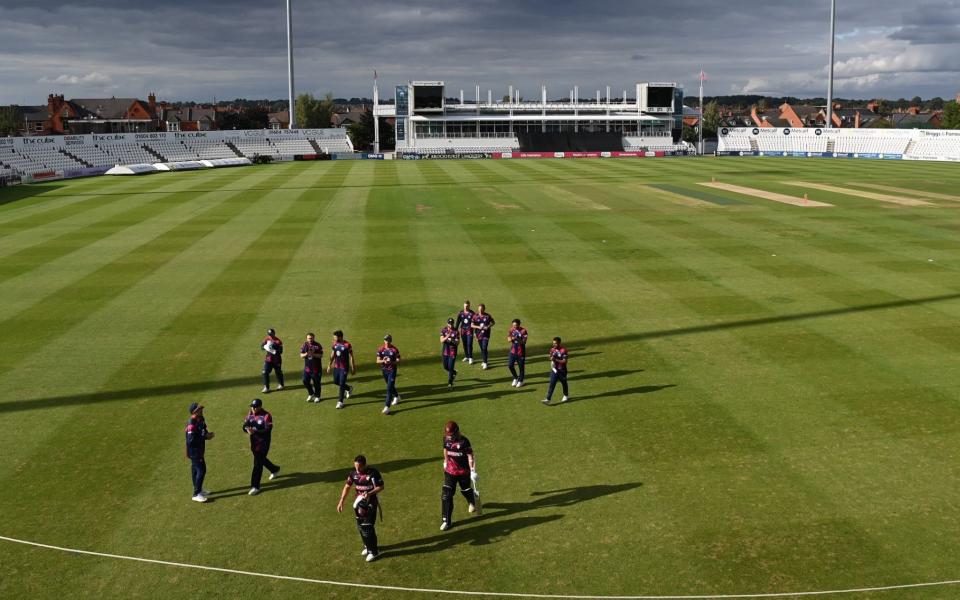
[185,403,214,503]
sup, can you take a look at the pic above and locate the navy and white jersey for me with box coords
[441,326,459,357]
[551,347,569,372]
[457,310,475,335]
[509,326,528,357]
[443,434,473,476]
[301,341,323,373]
[345,467,384,507]
[472,313,495,340]
[377,343,400,372]
[262,336,283,364]
[331,340,353,370]
[185,416,208,459]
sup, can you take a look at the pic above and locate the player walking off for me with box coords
[471,303,495,369]
[260,328,284,393]
[243,399,280,495]
[506,318,528,387]
[185,402,214,503]
[440,318,459,387]
[441,420,478,530]
[543,337,570,405]
[300,332,324,403]
[456,300,475,365]
[376,334,401,415]
[337,455,384,562]
[327,330,356,410]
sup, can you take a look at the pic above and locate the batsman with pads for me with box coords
[441,420,479,530]
[337,454,384,562]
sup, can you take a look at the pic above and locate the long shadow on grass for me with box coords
[360,370,641,414]
[380,483,642,558]
[558,383,677,404]
[0,182,72,207]
[8,292,959,414]
[208,456,437,500]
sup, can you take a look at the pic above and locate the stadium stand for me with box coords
[908,135,960,160]
[0,128,354,180]
[755,133,828,154]
[832,134,909,156]
[717,128,960,161]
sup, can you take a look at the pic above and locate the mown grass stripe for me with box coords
[0,167,299,378]
[0,165,346,543]
[0,171,224,231]
[0,170,251,282]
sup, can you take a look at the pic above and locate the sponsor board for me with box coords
[63,167,111,179]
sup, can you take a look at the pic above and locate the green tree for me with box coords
[295,92,335,129]
[347,109,394,152]
[0,106,18,136]
[871,118,893,129]
[702,100,720,137]
[681,124,699,144]
[927,97,945,111]
[910,95,923,106]
[942,101,960,129]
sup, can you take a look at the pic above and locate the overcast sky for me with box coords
[1,1,958,106]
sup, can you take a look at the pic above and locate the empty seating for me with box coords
[755,134,827,153]
[832,135,909,155]
[906,136,960,160]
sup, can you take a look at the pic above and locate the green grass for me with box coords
[2,157,960,599]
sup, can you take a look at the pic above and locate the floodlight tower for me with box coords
[826,0,836,129]
[286,0,297,129]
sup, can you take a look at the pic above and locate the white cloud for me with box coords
[834,46,959,77]
[38,71,112,85]
[733,78,772,94]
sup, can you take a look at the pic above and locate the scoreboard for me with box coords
[638,83,677,114]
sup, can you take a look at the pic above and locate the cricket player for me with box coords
[327,330,356,410]
[441,420,477,530]
[300,332,324,403]
[336,455,384,562]
[456,300,475,365]
[470,304,495,369]
[440,317,459,387]
[542,337,570,405]
[243,399,280,495]
[185,402,214,503]
[260,328,284,393]
[506,318,528,387]
[376,334,401,415]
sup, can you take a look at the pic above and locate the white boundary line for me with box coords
[2,534,959,598]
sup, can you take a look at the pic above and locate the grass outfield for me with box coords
[2,157,960,600]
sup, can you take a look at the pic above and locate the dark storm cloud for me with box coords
[1,0,957,105]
